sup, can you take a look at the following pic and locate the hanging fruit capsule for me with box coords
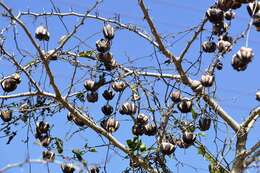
[103,24,115,40]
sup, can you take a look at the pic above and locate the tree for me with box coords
[0,0,259,173]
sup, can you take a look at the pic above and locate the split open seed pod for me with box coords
[35,26,50,41]
[112,81,126,92]
[42,150,55,162]
[119,102,137,115]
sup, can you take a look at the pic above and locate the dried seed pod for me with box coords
[1,74,21,92]
[130,159,139,168]
[212,22,228,35]
[103,24,115,40]
[100,118,119,133]
[160,142,176,155]
[84,80,95,91]
[182,132,196,145]
[217,40,232,53]
[112,81,127,92]
[247,2,260,16]
[201,74,214,87]
[36,121,50,135]
[176,139,191,149]
[89,166,100,173]
[199,115,211,131]
[44,49,58,61]
[19,103,30,114]
[165,133,177,145]
[224,10,235,20]
[256,91,260,101]
[236,0,255,4]
[104,58,118,71]
[61,163,75,173]
[39,135,51,147]
[170,90,182,103]
[35,26,50,41]
[42,150,55,162]
[202,41,217,53]
[190,80,203,93]
[102,89,115,100]
[132,123,145,136]
[144,123,157,136]
[218,0,235,11]
[177,99,192,113]
[232,47,254,71]
[119,102,137,115]
[97,52,113,63]
[96,39,110,53]
[231,1,242,9]
[136,113,149,125]
[253,12,260,31]
[101,104,114,115]
[67,112,85,126]
[206,7,224,24]
[0,110,12,122]
[87,91,98,103]
[216,61,223,70]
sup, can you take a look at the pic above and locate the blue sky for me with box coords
[0,0,259,173]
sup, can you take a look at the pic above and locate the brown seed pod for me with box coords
[201,74,214,87]
[217,0,235,11]
[176,139,191,149]
[236,0,255,4]
[36,121,50,135]
[132,123,145,136]
[89,166,100,173]
[101,104,114,115]
[103,24,115,40]
[199,115,211,131]
[165,133,177,145]
[136,113,149,125]
[253,12,260,31]
[104,58,118,71]
[97,52,113,63]
[202,41,217,53]
[96,39,110,53]
[177,99,192,113]
[232,47,254,71]
[84,80,96,91]
[217,40,232,53]
[182,132,196,145]
[144,123,157,136]
[130,159,139,168]
[19,103,30,114]
[1,74,21,92]
[212,22,228,35]
[224,10,235,20]
[206,7,224,24]
[170,90,182,103]
[256,91,260,101]
[100,118,120,133]
[39,134,51,147]
[68,112,85,127]
[119,102,137,115]
[61,163,75,173]
[42,150,55,162]
[160,142,176,155]
[247,2,260,16]
[190,80,203,93]
[35,26,50,41]
[112,81,127,92]
[231,1,242,9]
[0,110,12,122]
[216,61,223,70]
[102,89,115,100]
[87,91,98,103]
[220,34,233,43]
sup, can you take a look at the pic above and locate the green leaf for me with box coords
[72,148,83,161]
[76,92,85,102]
[89,148,97,152]
[140,143,146,152]
[191,108,198,120]
[197,132,206,137]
